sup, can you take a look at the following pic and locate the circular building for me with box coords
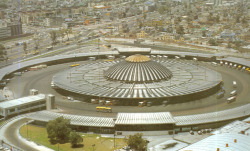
[53,54,222,105]
[104,54,173,83]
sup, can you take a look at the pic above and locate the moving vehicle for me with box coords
[221,86,225,92]
[51,81,58,89]
[230,90,237,96]
[217,92,224,99]
[70,64,80,67]
[227,96,236,104]
[233,81,237,88]
[13,72,22,76]
[96,106,112,113]
[103,44,111,48]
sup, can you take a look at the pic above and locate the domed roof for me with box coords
[104,55,172,83]
[125,54,151,62]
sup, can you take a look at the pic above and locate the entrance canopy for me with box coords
[115,112,176,125]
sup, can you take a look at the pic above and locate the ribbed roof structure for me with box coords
[125,54,151,62]
[104,54,173,83]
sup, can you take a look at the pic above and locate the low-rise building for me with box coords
[0,94,46,119]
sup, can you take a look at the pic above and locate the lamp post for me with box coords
[113,118,116,149]
[92,144,95,151]
[26,121,29,139]
[114,133,116,149]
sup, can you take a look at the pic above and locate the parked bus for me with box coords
[220,61,223,66]
[89,57,96,61]
[233,64,237,69]
[211,62,217,67]
[96,106,112,113]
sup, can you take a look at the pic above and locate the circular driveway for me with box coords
[6,59,250,117]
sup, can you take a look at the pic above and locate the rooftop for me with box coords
[212,120,250,135]
[0,94,45,109]
[179,133,250,151]
[115,112,176,125]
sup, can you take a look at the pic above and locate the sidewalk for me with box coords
[0,115,54,151]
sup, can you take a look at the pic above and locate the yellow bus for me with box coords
[70,64,80,67]
[96,106,112,113]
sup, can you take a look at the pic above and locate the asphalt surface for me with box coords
[4,118,39,151]
[6,59,250,117]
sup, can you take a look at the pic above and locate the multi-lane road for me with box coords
[6,58,250,117]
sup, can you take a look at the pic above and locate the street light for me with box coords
[114,133,116,149]
[26,121,29,139]
[92,144,95,151]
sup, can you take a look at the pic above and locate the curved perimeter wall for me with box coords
[0,50,250,128]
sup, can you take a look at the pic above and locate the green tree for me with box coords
[0,3,8,9]
[127,133,148,151]
[46,116,71,144]
[60,28,66,43]
[208,38,218,46]
[215,15,220,22]
[33,35,41,50]
[73,32,80,43]
[0,44,5,56]
[241,16,247,24]
[235,15,240,23]
[65,28,72,41]
[23,42,27,54]
[234,40,241,49]
[176,25,185,35]
[158,6,165,14]
[202,30,206,37]
[50,30,58,46]
[69,131,83,147]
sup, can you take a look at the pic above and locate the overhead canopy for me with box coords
[0,94,45,109]
[28,111,115,128]
[115,112,176,125]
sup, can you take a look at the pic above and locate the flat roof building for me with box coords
[179,133,250,151]
[0,94,46,119]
